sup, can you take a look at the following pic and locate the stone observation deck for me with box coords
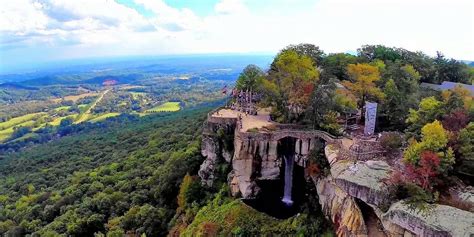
[208,108,274,132]
[209,107,340,143]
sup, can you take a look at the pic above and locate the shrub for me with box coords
[386,151,443,211]
[442,109,469,132]
[307,142,330,178]
[403,183,438,211]
[457,122,474,178]
[379,132,403,153]
[319,111,342,136]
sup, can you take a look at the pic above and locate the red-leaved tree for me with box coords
[442,109,469,132]
[405,151,441,190]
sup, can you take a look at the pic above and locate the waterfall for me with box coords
[281,154,294,206]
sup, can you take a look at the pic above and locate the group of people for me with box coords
[229,89,258,115]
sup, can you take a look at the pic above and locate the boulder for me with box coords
[383,201,474,237]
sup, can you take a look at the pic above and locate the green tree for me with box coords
[321,53,359,82]
[382,79,404,128]
[235,65,265,91]
[406,96,443,137]
[357,45,402,62]
[273,43,325,67]
[457,122,474,177]
[433,52,469,84]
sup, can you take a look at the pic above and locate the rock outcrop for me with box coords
[316,176,368,236]
[199,115,237,187]
[383,202,474,237]
[319,144,474,237]
[199,109,474,237]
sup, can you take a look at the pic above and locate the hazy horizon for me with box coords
[1,0,473,72]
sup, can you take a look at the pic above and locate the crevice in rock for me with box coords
[355,198,387,237]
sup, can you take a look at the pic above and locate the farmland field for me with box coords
[51,92,99,102]
[49,115,77,126]
[0,119,38,141]
[146,102,181,112]
[54,106,71,111]
[0,112,45,130]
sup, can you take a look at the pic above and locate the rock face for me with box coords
[199,111,339,198]
[198,115,237,187]
[383,202,474,237]
[229,129,339,198]
[318,144,474,237]
[199,111,474,237]
[315,176,368,236]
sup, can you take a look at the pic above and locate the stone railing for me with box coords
[348,138,385,161]
[236,126,341,146]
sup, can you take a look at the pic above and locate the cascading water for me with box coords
[281,154,294,206]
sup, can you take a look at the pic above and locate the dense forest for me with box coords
[0,106,211,236]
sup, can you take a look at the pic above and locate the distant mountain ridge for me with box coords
[0,82,38,90]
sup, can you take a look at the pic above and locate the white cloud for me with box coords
[0,0,473,69]
[215,0,248,15]
[134,0,202,31]
[0,0,49,32]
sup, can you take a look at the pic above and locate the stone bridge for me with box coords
[259,129,338,143]
[201,108,343,198]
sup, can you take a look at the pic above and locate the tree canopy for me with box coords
[235,64,265,91]
[342,63,385,110]
[265,50,320,122]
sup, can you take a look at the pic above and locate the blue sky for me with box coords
[0,0,473,74]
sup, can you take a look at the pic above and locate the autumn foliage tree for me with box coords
[265,50,319,122]
[342,63,385,111]
[442,110,469,133]
[404,120,454,177]
[406,96,444,138]
[405,151,442,191]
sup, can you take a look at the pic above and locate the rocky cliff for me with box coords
[318,144,474,237]
[199,110,474,237]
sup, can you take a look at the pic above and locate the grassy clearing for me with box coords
[49,115,77,126]
[130,92,147,99]
[120,85,145,90]
[0,112,46,130]
[90,113,120,123]
[131,111,148,117]
[51,92,99,103]
[75,89,110,124]
[146,102,181,113]
[54,106,71,111]
[75,113,93,124]
[0,120,37,141]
